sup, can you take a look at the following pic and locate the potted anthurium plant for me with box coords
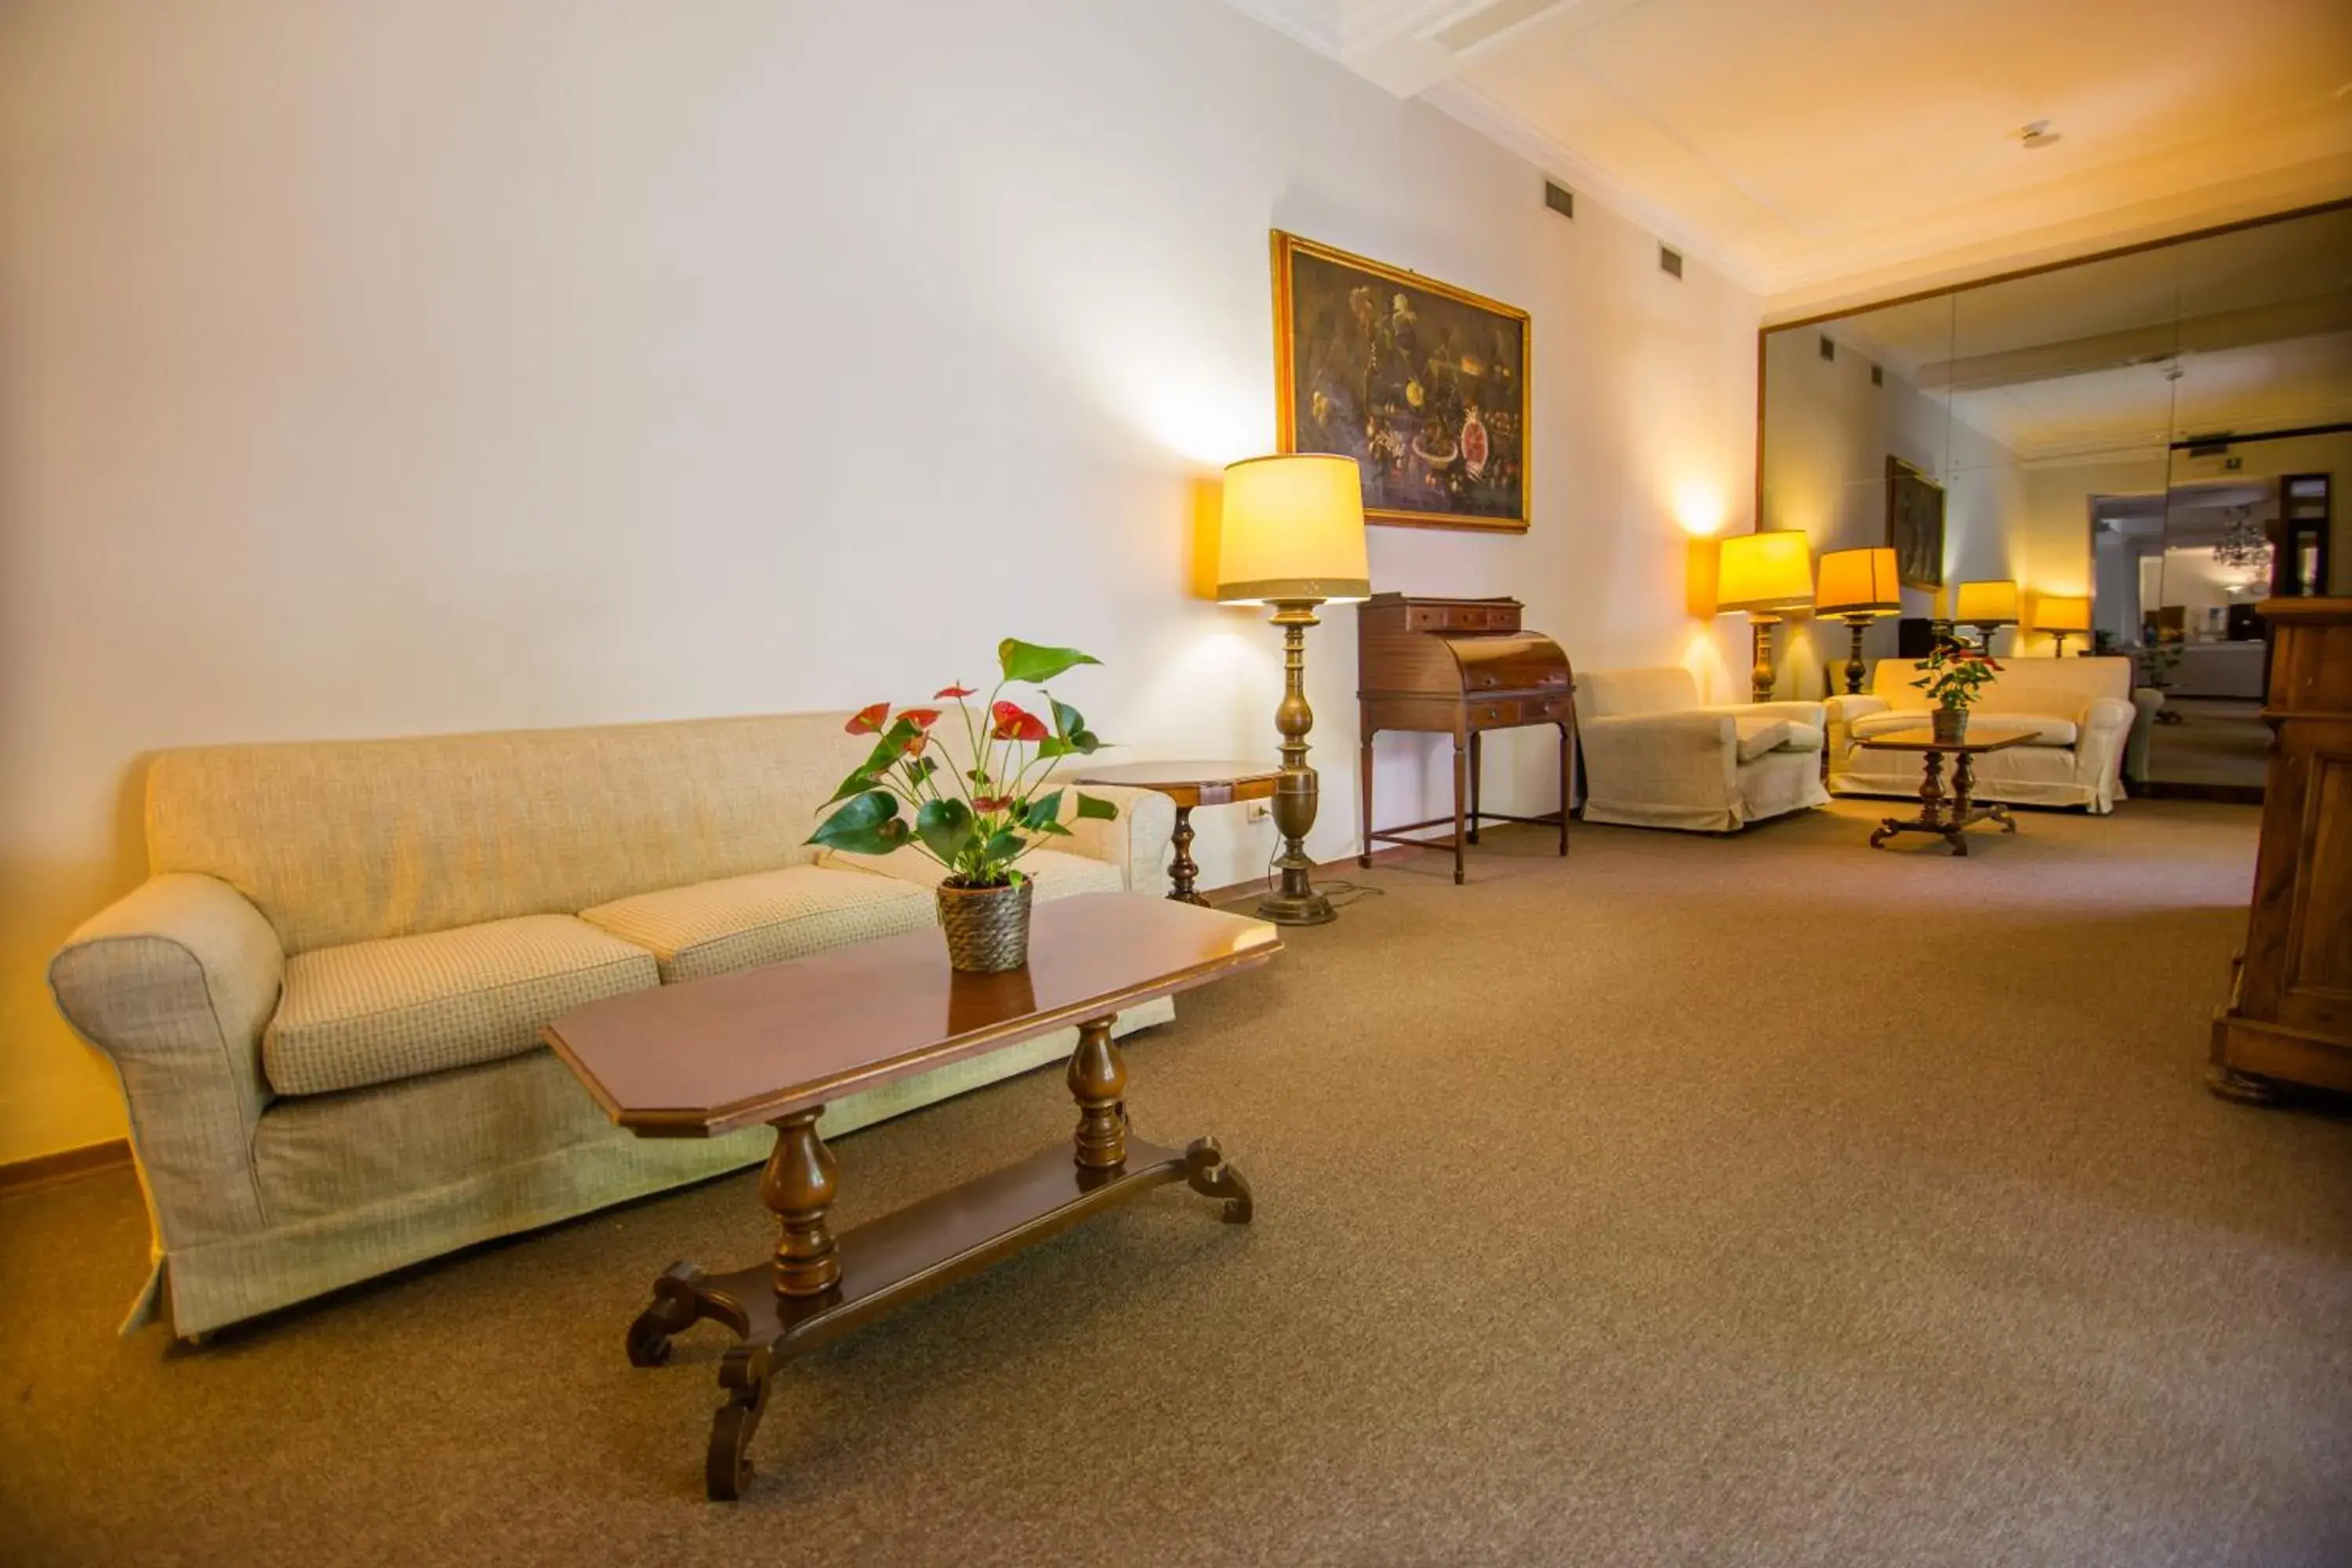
[808,638,1118,973]
[1911,634,2002,744]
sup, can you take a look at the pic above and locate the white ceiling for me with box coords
[1225,0,2352,309]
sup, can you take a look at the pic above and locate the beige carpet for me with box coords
[4,800,2348,1566]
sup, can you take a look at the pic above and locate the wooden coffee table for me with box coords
[1857,725,2031,855]
[1067,760,1282,905]
[543,892,1279,1500]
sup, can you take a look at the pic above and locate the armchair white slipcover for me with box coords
[1824,656,2136,813]
[1577,668,1830,833]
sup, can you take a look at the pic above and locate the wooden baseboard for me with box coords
[0,1137,131,1197]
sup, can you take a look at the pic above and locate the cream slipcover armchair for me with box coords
[1577,667,1830,833]
[47,714,1174,1338]
[1824,655,2135,812]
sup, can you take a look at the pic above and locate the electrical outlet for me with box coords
[1247,801,1272,822]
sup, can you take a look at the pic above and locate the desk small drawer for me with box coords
[1524,695,1570,724]
[1407,603,1521,634]
[1468,699,1520,728]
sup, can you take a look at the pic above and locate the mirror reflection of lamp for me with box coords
[1715,531,1815,702]
[1814,547,1901,693]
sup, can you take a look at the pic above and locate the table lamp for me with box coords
[1716,530,1814,702]
[1953,579,2020,655]
[1217,453,1370,926]
[1814,546,1901,694]
[2034,593,2091,655]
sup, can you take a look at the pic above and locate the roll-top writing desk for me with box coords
[1356,593,1573,883]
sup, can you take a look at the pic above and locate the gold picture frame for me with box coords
[1271,230,1530,534]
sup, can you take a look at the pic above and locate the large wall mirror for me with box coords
[1759,201,2352,797]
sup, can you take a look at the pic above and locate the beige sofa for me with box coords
[47,713,1174,1338]
[1824,656,2136,812]
[1577,667,1830,833]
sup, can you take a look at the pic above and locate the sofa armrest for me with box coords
[1704,700,1827,728]
[47,874,281,1246]
[2074,695,2136,793]
[1822,695,1890,753]
[1578,711,1739,811]
[1048,780,1174,895]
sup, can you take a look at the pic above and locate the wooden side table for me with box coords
[1857,726,2032,855]
[1068,760,1282,905]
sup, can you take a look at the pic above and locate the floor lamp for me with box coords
[1216,454,1370,927]
[1953,579,2020,657]
[1716,530,1816,702]
[1815,546,1901,693]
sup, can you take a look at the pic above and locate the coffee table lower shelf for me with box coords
[626,1123,1250,1500]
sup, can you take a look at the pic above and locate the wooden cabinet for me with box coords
[2212,597,2352,1099]
[1356,593,1573,884]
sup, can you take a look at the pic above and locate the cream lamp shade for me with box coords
[2034,593,2092,633]
[1715,530,1814,616]
[1215,454,1371,604]
[1815,546,1901,616]
[1953,579,2020,626]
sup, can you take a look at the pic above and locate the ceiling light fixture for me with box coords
[2016,119,2062,149]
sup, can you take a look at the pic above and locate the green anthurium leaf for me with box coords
[806,789,907,855]
[1036,736,1076,759]
[824,764,884,806]
[915,797,975,860]
[1051,698,1083,738]
[1074,792,1119,822]
[982,828,1025,863]
[998,638,1101,685]
[1033,818,1074,837]
[1018,789,1064,832]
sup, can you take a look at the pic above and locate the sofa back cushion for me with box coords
[1868,655,2131,717]
[1579,666,1700,718]
[146,713,873,953]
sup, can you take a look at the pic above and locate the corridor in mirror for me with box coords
[1762,204,2349,802]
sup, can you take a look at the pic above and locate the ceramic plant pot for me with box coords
[935,877,1033,973]
[1932,706,1969,746]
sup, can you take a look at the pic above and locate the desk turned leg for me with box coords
[1069,1016,1127,1169]
[1167,805,1206,906]
[1358,724,1375,868]
[1451,738,1468,885]
[762,1109,840,1297]
[1468,731,1483,846]
[1558,720,1572,857]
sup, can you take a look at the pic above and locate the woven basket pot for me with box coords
[1932,706,1969,745]
[936,877,1033,973]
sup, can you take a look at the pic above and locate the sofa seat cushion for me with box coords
[266,915,656,1097]
[1731,717,1825,764]
[579,865,933,984]
[1849,710,2079,746]
[820,846,1127,902]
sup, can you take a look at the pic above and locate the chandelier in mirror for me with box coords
[2212,506,2272,573]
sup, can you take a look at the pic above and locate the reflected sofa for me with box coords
[1825,656,2135,812]
[1577,667,1830,833]
[47,714,1173,1338]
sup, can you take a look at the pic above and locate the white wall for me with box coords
[0,0,1759,1162]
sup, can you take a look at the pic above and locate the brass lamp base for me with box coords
[1258,599,1337,927]
[1838,615,1871,694]
[1749,615,1784,703]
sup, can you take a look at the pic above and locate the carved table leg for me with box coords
[762,1109,840,1297]
[627,1261,710,1367]
[1068,1015,1127,1170]
[707,1344,772,1501]
[1167,805,1206,906]
[1184,1137,1254,1224]
[1945,750,1973,856]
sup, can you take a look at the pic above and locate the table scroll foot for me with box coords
[1869,820,1899,849]
[627,1261,709,1367]
[1184,1137,1253,1225]
[706,1344,773,1502]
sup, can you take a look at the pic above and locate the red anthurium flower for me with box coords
[900,708,942,729]
[844,702,890,735]
[902,732,929,757]
[990,701,1048,742]
[935,684,976,700]
[974,794,1013,813]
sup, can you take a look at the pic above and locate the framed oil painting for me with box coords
[1886,455,1945,590]
[1272,231,1530,533]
